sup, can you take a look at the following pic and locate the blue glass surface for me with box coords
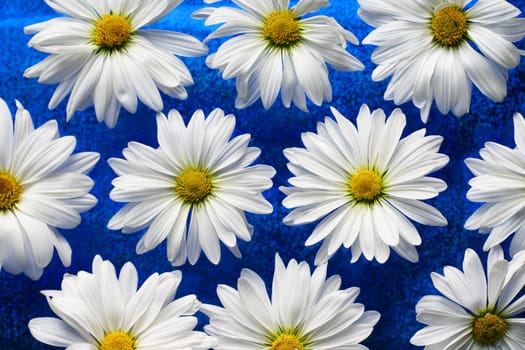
[0,1,524,349]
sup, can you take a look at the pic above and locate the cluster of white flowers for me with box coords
[0,0,524,349]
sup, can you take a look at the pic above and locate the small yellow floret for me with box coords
[100,331,135,350]
[262,10,301,47]
[272,334,303,350]
[431,6,468,47]
[472,313,507,345]
[349,169,382,201]
[0,172,23,211]
[175,169,212,203]
[95,14,132,49]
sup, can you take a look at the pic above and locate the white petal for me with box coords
[259,51,283,109]
[460,44,507,102]
[138,30,208,57]
[0,98,13,168]
[469,24,521,68]
[387,197,447,226]
[0,211,26,275]
[28,317,85,347]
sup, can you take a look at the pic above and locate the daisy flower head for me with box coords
[202,253,380,350]
[24,0,208,128]
[280,104,449,264]
[29,255,213,350]
[193,0,364,111]
[108,108,276,266]
[465,112,525,257]
[0,98,99,280]
[358,0,525,123]
[411,247,525,348]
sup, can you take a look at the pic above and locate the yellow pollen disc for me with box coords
[272,334,303,350]
[349,169,382,201]
[431,6,468,47]
[0,172,23,211]
[99,331,134,350]
[95,14,132,49]
[175,169,212,203]
[472,313,507,345]
[262,10,301,47]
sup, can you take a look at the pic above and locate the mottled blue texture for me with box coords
[0,1,524,349]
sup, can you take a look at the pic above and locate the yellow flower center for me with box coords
[99,331,135,350]
[349,169,382,201]
[431,6,468,47]
[472,313,507,345]
[95,14,132,49]
[0,172,23,211]
[262,10,301,47]
[272,334,303,350]
[175,169,212,203]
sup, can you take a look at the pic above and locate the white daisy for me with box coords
[108,108,275,266]
[280,104,449,264]
[29,255,213,350]
[0,98,98,280]
[202,253,380,350]
[411,247,525,348]
[193,0,364,111]
[24,0,208,128]
[358,0,525,123]
[465,112,525,257]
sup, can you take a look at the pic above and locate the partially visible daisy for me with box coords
[29,255,213,350]
[108,108,275,266]
[358,0,525,123]
[465,112,525,256]
[24,0,208,128]
[193,0,364,111]
[411,247,525,348]
[281,104,449,264]
[202,253,380,350]
[0,98,98,280]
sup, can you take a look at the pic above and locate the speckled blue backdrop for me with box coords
[0,1,524,349]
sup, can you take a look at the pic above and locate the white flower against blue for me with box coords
[0,98,98,280]
[202,253,380,350]
[29,255,213,350]
[194,0,363,111]
[465,112,525,256]
[358,0,525,122]
[108,108,275,266]
[411,247,525,349]
[281,104,448,264]
[24,0,208,128]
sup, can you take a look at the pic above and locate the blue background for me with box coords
[0,1,524,349]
